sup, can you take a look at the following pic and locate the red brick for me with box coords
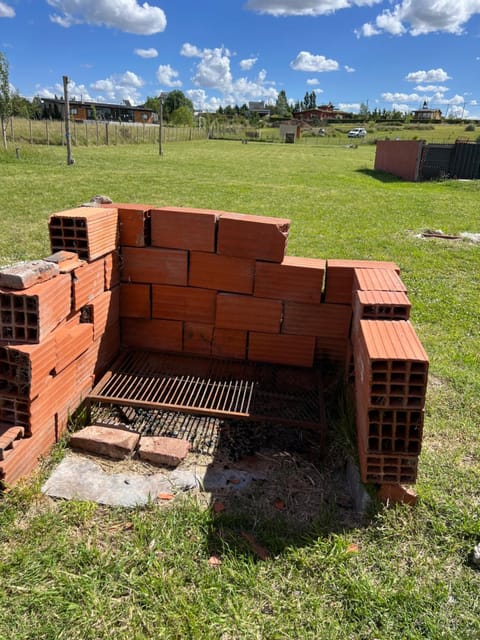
[121,318,183,352]
[105,203,152,247]
[121,246,187,286]
[54,321,93,374]
[152,285,216,324]
[84,286,120,339]
[353,289,411,323]
[120,284,151,319]
[283,301,351,337]
[0,426,25,461]
[357,433,418,484]
[138,436,191,467]
[0,396,30,430]
[324,259,400,304]
[216,293,282,333]
[0,335,56,400]
[217,212,290,262]
[248,332,315,367]
[72,259,105,310]
[151,206,218,252]
[70,425,140,459]
[183,322,213,355]
[0,274,72,344]
[49,207,119,262]
[353,268,407,293]
[377,483,418,505]
[212,328,247,360]
[189,252,254,294]
[0,424,56,487]
[0,260,59,290]
[104,251,120,289]
[355,319,429,365]
[44,250,82,273]
[89,322,121,378]
[254,256,325,303]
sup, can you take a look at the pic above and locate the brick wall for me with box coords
[0,203,428,494]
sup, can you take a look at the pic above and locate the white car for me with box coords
[347,127,367,138]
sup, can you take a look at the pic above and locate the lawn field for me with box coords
[0,140,479,639]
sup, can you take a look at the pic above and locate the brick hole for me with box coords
[1,311,12,323]
[369,437,379,449]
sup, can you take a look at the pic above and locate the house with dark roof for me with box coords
[40,97,156,124]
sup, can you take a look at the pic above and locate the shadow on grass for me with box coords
[356,168,406,183]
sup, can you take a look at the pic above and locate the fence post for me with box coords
[105,122,109,145]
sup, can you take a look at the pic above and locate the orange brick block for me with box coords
[105,203,152,247]
[0,274,71,343]
[254,256,325,303]
[353,268,407,293]
[217,212,290,263]
[152,285,216,324]
[324,259,400,304]
[249,332,315,368]
[0,424,56,487]
[283,301,352,337]
[189,252,255,294]
[104,251,120,289]
[121,318,183,352]
[121,246,188,286]
[49,207,119,261]
[72,259,105,310]
[212,328,247,360]
[54,321,93,374]
[151,206,218,252]
[120,283,151,319]
[215,293,282,333]
[83,287,120,340]
[183,322,214,355]
[0,335,56,400]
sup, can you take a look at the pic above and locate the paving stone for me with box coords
[70,425,140,459]
[138,436,192,467]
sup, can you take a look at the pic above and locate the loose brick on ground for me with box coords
[69,425,140,459]
[138,436,191,467]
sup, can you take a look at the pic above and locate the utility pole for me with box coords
[158,97,164,156]
[63,75,74,165]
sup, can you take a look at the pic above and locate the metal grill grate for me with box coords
[87,350,325,432]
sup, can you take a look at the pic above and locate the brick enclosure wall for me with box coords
[0,204,428,490]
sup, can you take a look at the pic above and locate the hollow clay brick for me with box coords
[183,322,214,355]
[121,246,188,286]
[49,207,119,262]
[104,251,121,289]
[44,250,82,273]
[377,483,418,505]
[72,259,105,310]
[211,328,247,360]
[0,335,56,400]
[150,206,218,252]
[215,293,282,333]
[0,260,59,290]
[152,285,216,324]
[324,259,400,304]
[248,332,315,368]
[120,284,151,319]
[353,268,407,293]
[283,301,352,338]
[189,252,255,294]
[121,318,183,352]
[84,286,120,340]
[0,424,56,487]
[104,203,152,247]
[0,274,72,344]
[254,256,325,303]
[54,321,93,375]
[217,212,290,263]
[352,290,411,336]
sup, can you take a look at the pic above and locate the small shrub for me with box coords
[465,123,476,132]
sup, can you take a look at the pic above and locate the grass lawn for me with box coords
[0,140,479,639]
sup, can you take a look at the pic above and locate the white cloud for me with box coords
[392,103,410,114]
[306,78,320,85]
[357,0,480,37]
[90,71,145,103]
[382,92,423,102]
[181,42,278,107]
[355,22,380,37]
[344,65,355,73]
[290,51,339,72]
[0,2,14,18]
[185,89,223,112]
[246,0,382,17]
[414,84,449,93]
[134,48,158,59]
[47,0,166,35]
[405,68,451,83]
[240,57,257,70]
[435,93,464,105]
[156,64,182,88]
[338,103,360,112]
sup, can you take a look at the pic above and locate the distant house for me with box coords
[293,103,348,122]
[411,101,442,122]
[40,97,155,124]
[248,101,271,117]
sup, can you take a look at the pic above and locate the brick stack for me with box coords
[351,266,428,485]
[0,202,430,495]
[0,207,120,487]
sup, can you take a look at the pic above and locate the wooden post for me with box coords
[159,98,163,156]
[63,76,74,164]
[105,122,109,145]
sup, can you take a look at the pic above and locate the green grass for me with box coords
[1,140,479,639]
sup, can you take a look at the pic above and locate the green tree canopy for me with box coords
[169,105,194,126]
[0,51,12,148]
[163,90,194,121]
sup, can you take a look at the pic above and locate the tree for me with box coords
[0,52,12,149]
[170,106,193,126]
[274,90,291,118]
[163,90,194,121]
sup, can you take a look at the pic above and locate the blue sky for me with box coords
[1,0,480,118]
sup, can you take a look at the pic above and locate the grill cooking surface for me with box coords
[87,350,325,431]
